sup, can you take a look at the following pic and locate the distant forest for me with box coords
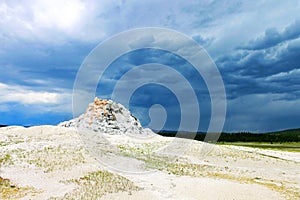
[157,129,300,142]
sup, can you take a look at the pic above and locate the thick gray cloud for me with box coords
[1,0,300,132]
[216,20,300,101]
[242,20,300,50]
[224,93,300,132]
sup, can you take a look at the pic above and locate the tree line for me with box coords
[157,129,300,142]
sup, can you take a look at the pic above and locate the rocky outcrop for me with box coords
[59,97,152,135]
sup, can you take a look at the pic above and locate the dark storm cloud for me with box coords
[1,0,300,132]
[216,21,300,102]
[242,20,300,50]
[0,41,93,89]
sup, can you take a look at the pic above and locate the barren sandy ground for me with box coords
[1,126,299,199]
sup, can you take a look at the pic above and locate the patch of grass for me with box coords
[25,145,86,173]
[0,154,12,166]
[218,142,300,152]
[0,140,23,147]
[0,150,41,199]
[0,134,25,147]
[4,145,86,173]
[0,176,41,199]
[50,170,140,199]
[0,141,7,146]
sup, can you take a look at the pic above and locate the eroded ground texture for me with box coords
[0,126,299,199]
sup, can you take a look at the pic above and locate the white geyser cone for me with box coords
[59,97,154,135]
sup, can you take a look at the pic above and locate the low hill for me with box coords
[1,125,299,199]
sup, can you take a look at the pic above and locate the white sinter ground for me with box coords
[0,98,299,199]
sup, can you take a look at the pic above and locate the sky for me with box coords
[0,0,300,132]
